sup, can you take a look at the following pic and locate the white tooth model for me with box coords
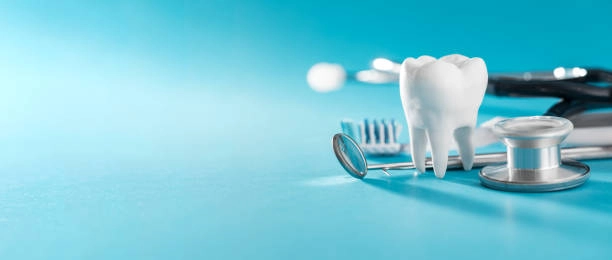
[400,54,488,178]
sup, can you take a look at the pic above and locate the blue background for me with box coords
[1,0,611,259]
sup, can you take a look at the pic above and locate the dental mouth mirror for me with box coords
[332,133,509,179]
[333,116,612,191]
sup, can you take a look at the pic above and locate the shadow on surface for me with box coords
[426,165,612,215]
[362,172,612,243]
[441,170,482,188]
[523,179,612,213]
[363,176,505,219]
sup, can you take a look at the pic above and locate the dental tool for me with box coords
[333,132,507,178]
[333,117,612,192]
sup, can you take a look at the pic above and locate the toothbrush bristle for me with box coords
[339,118,403,155]
[377,120,385,144]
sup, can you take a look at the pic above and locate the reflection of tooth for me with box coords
[400,54,488,178]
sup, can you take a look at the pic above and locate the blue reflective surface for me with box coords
[1,1,612,259]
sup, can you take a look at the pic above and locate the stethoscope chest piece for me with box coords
[480,116,590,192]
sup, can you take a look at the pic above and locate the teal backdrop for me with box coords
[1,0,611,259]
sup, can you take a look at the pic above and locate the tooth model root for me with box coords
[427,128,451,178]
[454,126,475,171]
[408,126,428,173]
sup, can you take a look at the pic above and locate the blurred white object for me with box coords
[306,62,346,92]
[306,62,398,92]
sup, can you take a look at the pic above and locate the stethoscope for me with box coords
[311,58,612,192]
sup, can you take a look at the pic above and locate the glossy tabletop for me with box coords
[1,1,612,259]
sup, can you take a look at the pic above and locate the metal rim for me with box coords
[479,159,590,192]
[332,133,368,179]
[493,116,573,139]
